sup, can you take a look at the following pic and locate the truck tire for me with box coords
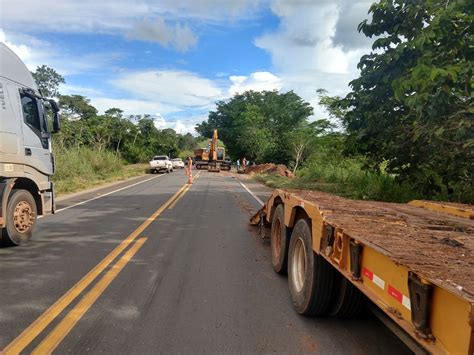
[328,275,366,318]
[1,189,37,246]
[288,218,337,316]
[271,204,290,274]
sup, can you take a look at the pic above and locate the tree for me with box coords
[290,119,335,173]
[337,0,473,201]
[31,65,65,97]
[196,90,313,163]
[59,95,98,120]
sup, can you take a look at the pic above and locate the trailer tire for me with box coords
[288,218,336,316]
[328,276,365,318]
[1,189,37,246]
[271,204,290,274]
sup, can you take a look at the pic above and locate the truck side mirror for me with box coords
[48,99,61,133]
[52,112,61,133]
[48,99,59,112]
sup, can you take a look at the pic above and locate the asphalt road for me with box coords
[0,171,410,354]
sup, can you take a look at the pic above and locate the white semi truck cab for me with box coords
[0,43,60,245]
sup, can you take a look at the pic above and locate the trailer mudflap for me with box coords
[250,205,266,226]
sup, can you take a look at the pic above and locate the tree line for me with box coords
[196,0,472,202]
[32,0,472,202]
[32,67,202,163]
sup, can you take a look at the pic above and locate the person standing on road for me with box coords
[236,159,241,171]
[243,157,247,170]
[186,157,193,176]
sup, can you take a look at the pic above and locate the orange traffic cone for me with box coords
[188,171,193,184]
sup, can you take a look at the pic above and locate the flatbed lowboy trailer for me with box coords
[250,189,473,354]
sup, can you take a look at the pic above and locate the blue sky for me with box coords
[1,0,374,134]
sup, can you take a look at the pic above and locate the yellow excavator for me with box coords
[193,129,231,172]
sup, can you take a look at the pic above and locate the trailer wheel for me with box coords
[328,275,365,318]
[288,218,336,316]
[271,204,290,274]
[1,189,37,246]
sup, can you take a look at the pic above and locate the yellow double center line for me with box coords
[168,172,200,210]
[3,179,196,354]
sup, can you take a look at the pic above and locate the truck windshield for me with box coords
[153,157,167,160]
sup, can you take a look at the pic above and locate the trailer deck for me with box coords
[289,190,474,301]
[251,189,474,354]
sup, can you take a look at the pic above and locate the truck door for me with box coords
[19,91,53,176]
[1,82,24,171]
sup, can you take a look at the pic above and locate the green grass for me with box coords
[52,147,148,195]
[255,158,422,203]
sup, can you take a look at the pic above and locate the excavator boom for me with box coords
[193,129,231,172]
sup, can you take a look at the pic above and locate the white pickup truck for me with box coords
[149,155,173,174]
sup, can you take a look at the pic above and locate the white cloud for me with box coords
[90,97,179,116]
[0,29,32,63]
[163,114,208,135]
[1,0,264,53]
[254,0,373,122]
[153,114,168,129]
[153,115,200,135]
[0,29,120,75]
[1,0,263,31]
[112,70,223,109]
[126,17,197,52]
[59,84,103,97]
[228,71,282,95]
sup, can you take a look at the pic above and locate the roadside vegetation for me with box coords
[32,66,206,195]
[197,1,473,204]
[33,1,472,203]
[52,147,148,195]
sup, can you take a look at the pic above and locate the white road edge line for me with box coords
[38,175,162,219]
[239,181,264,206]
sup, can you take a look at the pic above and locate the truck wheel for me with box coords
[288,218,336,316]
[328,275,365,318]
[1,189,37,246]
[271,204,290,274]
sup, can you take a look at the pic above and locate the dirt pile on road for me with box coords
[245,163,294,179]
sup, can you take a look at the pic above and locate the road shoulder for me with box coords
[55,173,162,210]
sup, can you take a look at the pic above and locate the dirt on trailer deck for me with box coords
[288,190,474,301]
[245,163,295,179]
